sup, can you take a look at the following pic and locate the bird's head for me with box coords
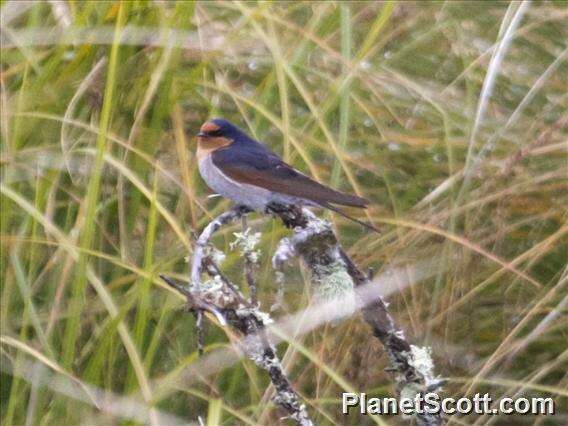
[196,118,244,159]
[196,118,244,140]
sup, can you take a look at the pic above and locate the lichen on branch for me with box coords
[161,205,313,426]
[266,202,444,426]
[162,202,444,426]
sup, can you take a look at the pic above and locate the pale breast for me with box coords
[198,154,274,210]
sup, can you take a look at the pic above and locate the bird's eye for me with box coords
[208,129,222,137]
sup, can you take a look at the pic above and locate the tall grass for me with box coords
[1,1,567,424]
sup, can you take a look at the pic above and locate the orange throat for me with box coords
[196,136,232,162]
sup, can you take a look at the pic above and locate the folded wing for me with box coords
[212,146,369,208]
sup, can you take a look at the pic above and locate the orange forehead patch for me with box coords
[200,121,220,133]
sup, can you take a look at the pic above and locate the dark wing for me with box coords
[211,146,369,208]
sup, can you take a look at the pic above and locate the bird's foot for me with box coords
[234,204,254,214]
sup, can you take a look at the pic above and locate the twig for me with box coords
[163,202,444,425]
[241,215,258,305]
[161,205,313,425]
[190,205,251,291]
[188,205,250,354]
[267,202,444,426]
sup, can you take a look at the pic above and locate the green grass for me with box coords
[1,1,567,425]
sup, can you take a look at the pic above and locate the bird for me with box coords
[195,118,379,232]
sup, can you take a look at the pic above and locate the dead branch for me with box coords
[267,202,444,426]
[162,202,444,425]
[161,205,313,426]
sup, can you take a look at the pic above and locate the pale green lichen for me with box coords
[398,345,441,419]
[208,247,226,265]
[301,218,330,235]
[231,228,261,263]
[242,334,280,368]
[236,306,274,325]
[409,345,436,384]
[312,257,356,314]
[202,274,224,290]
[201,275,237,306]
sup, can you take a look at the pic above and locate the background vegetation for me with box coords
[1,1,566,424]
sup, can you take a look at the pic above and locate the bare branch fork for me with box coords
[268,203,444,425]
[161,205,312,425]
[161,203,444,425]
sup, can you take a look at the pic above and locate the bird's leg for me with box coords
[265,202,309,228]
[234,204,254,215]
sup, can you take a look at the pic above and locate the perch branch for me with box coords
[267,202,444,426]
[190,205,252,291]
[187,205,250,353]
[161,205,313,426]
[163,202,444,425]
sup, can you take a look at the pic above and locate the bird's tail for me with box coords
[318,202,380,234]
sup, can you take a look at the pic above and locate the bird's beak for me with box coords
[196,132,208,138]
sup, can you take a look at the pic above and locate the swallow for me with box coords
[196,118,379,232]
